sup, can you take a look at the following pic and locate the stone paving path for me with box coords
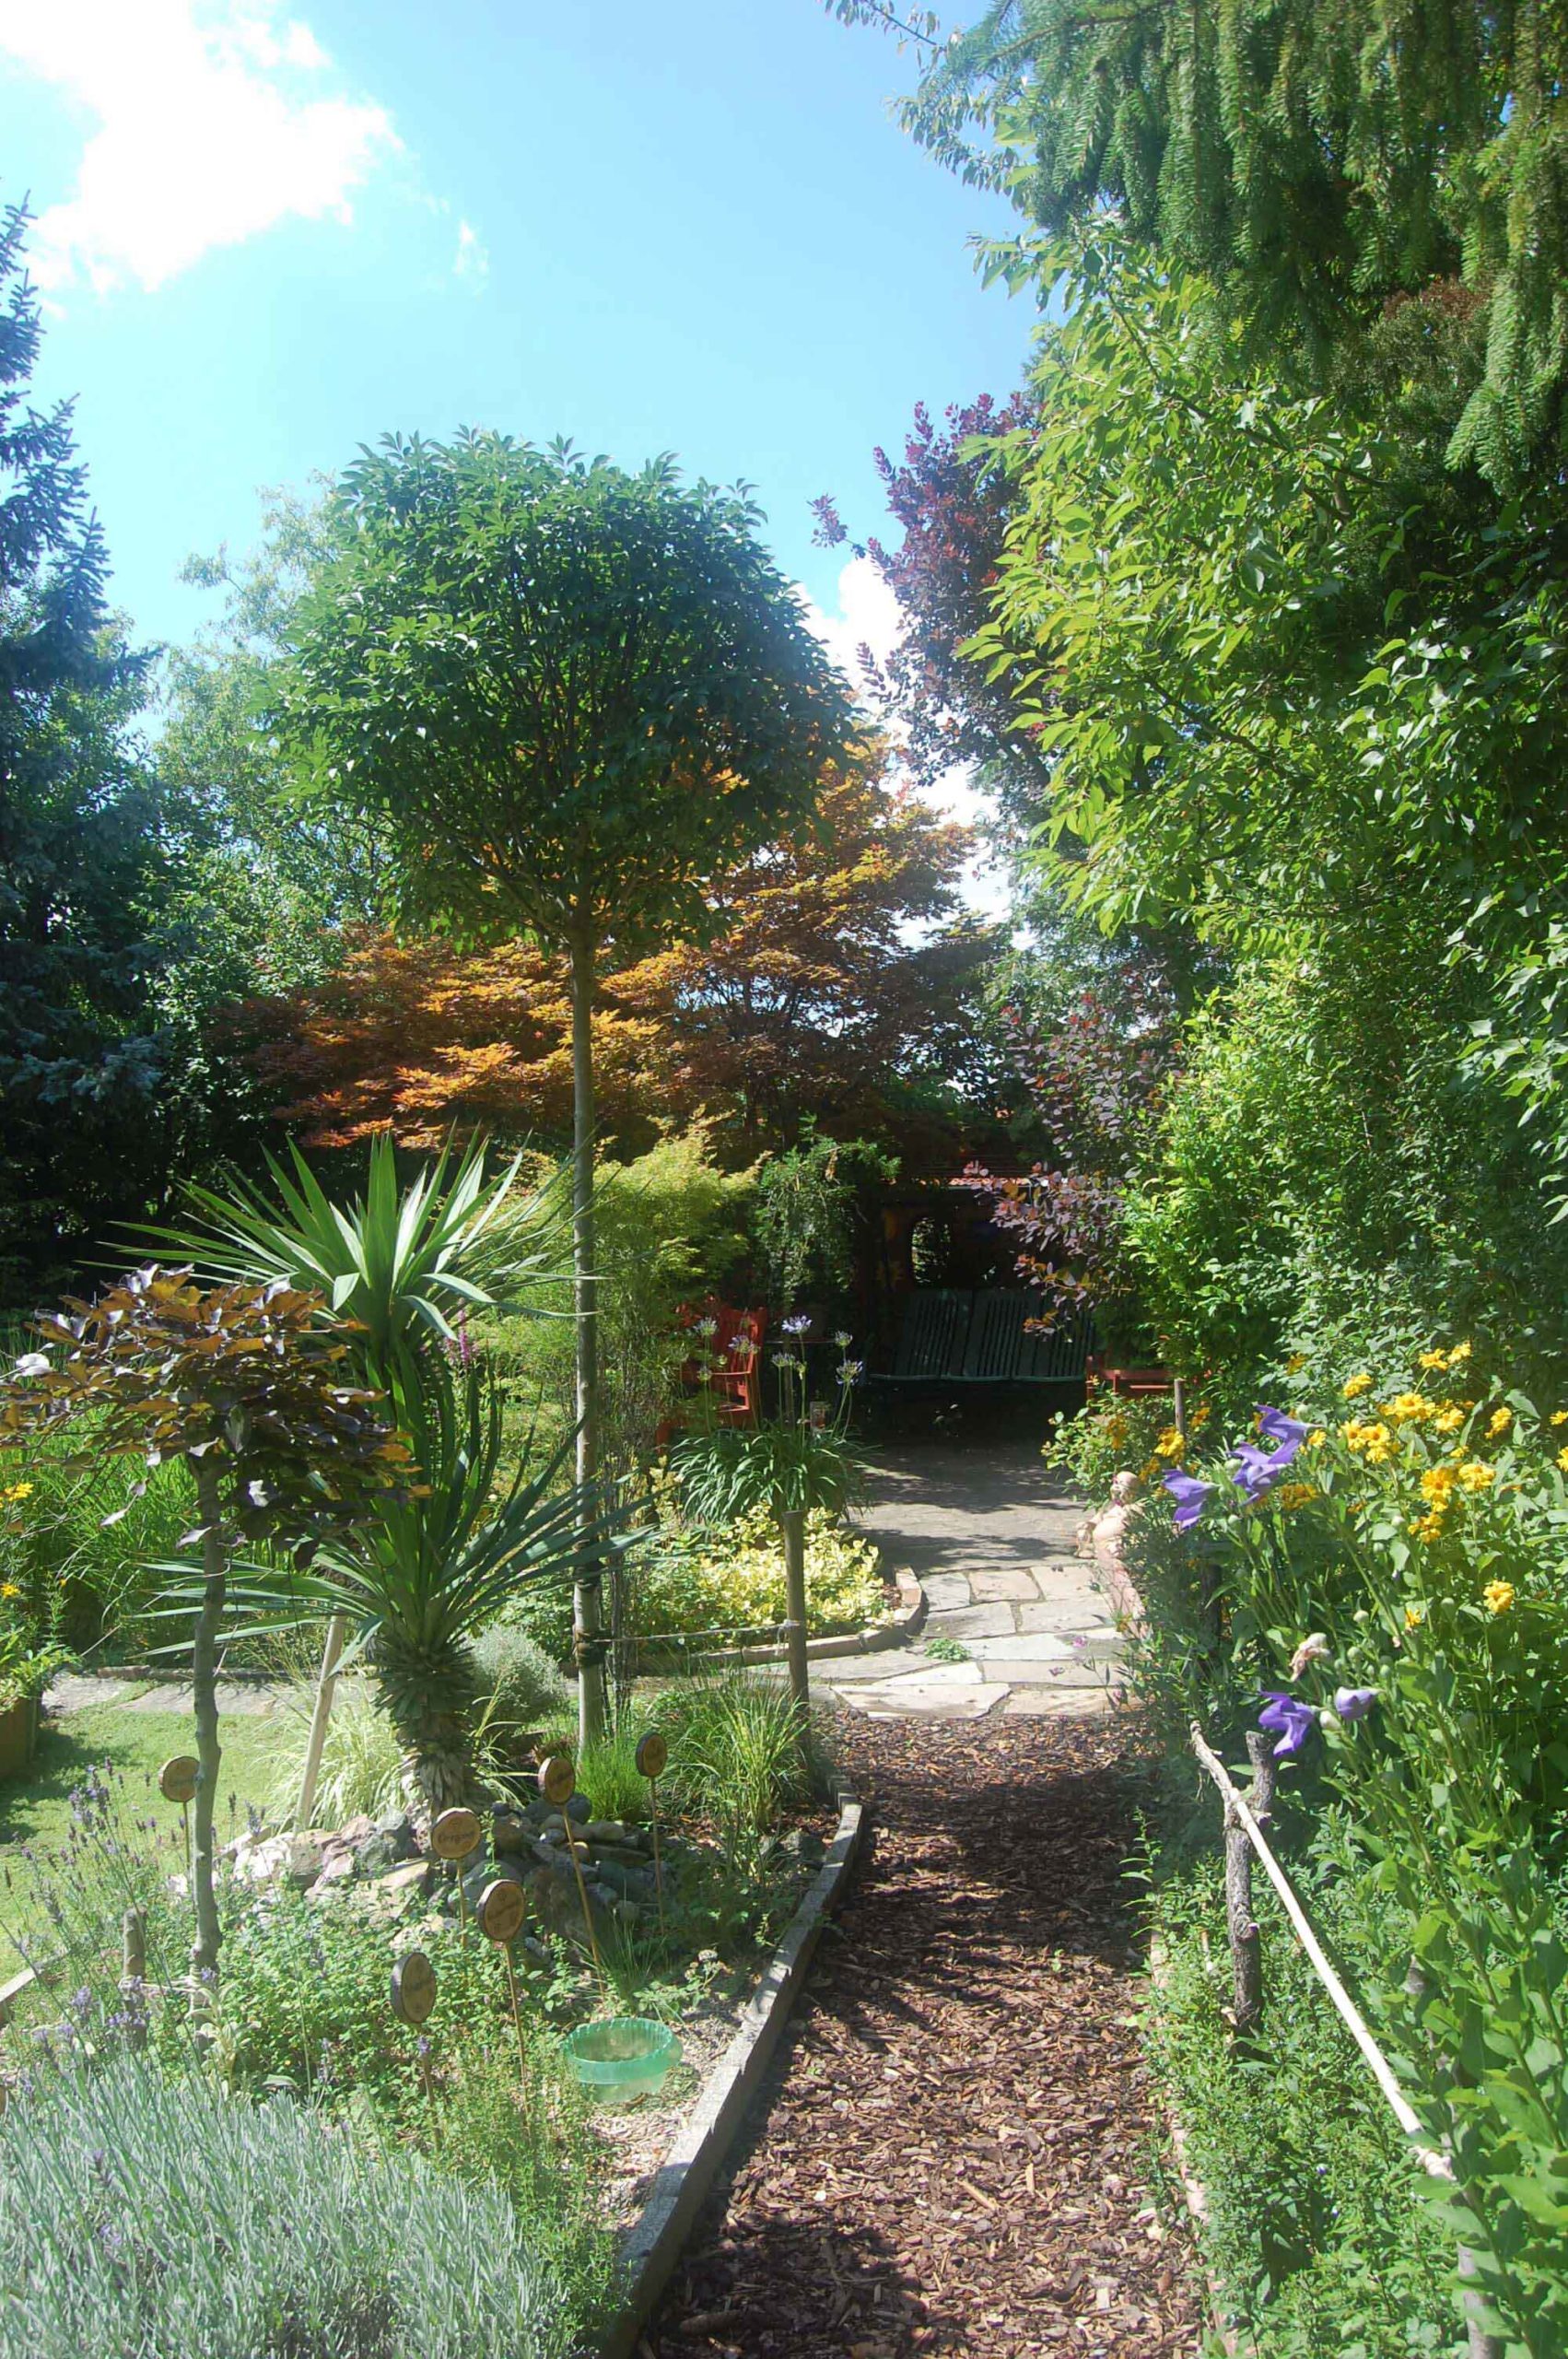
[821,1442,1125,1723]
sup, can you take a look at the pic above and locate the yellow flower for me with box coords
[1139,1456,1162,1484]
[1410,1512,1446,1543]
[0,1582,18,1601]
[1553,1410,1568,1427]
[1387,1391,1436,1425]
[1275,1481,1318,1512]
[1342,1373,1373,1399]
[1558,1446,1568,1474]
[1482,1580,1515,1614]
[1285,1353,1306,1374]
[1419,1465,1457,1505]
[1448,1341,1472,1362]
[1457,1461,1495,1492]
[1487,1406,1513,1438]
[0,1481,32,1506]
[1418,1348,1450,1372]
[1306,1428,1326,1449]
[1432,1404,1465,1435]
[1190,1403,1211,1430]
[1404,1602,1425,1629]
[1154,1426,1186,1461]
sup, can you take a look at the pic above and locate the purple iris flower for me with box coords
[1163,1469,1213,1531]
[1333,1687,1377,1721]
[1258,1405,1308,1449]
[1258,1690,1317,1757]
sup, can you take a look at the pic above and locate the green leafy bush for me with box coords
[1126,1341,1568,2353]
[486,1130,755,1467]
[1146,1847,1458,2355]
[0,2052,598,2359]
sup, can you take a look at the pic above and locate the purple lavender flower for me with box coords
[1333,1686,1377,1721]
[1163,1468,1214,1530]
[1258,1690,1317,1757]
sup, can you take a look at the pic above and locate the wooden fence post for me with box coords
[1224,1730,1276,2036]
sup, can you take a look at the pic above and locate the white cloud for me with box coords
[800,554,1012,921]
[0,0,401,293]
[452,216,489,289]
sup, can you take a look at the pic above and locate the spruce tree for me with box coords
[858,0,1568,487]
[0,201,159,1298]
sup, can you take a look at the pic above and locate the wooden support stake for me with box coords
[295,1611,346,1831]
[636,1732,668,1936]
[120,1907,147,2048]
[1224,1730,1276,2036]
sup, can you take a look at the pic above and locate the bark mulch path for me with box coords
[638,1713,1199,2359]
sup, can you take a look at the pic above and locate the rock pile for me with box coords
[456,1794,668,1947]
[226,1809,423,1899]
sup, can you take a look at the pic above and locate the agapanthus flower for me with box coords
[1258,1690,1316,1757]
[1163,1469,1213,1531]
[781,1313,813,1337]
[1333,1687,1377,1720]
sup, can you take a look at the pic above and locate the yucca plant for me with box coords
[226,1363,611,1817]
[140,1132,569,1393]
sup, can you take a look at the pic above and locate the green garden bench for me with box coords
[874,1288,1090,1388]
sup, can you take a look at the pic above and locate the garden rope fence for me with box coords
[1188,1721,1501,2359]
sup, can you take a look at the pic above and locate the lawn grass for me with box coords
[0,1699,287,1971]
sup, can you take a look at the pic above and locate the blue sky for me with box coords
[0,0,1036,671]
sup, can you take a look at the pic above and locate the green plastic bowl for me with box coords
[563,2015,680,2107]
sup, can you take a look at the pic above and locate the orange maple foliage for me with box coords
[236,753,998,1159]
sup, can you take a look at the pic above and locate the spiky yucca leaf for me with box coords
[137,1133,569,1390]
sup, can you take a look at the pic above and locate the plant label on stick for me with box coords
[431,1806,481,1859]
[476,1877,526,1946]
[537,1754,575,1807]
[537,1756,608,1996]
[390,1949,437,2026]
[159,1754,200,1881]
[390,1950,440,2140]
[431,1805,482,1942]
[635,1732,669,1933]
[158,1755,198,1804]
[477,1878,530,2087]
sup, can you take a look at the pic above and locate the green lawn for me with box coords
[0,1700,289,1972]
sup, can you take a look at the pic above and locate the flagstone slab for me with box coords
[965,1631,1077,1663]
[967,1568,1045,1603]
[922,1602,1015,1640]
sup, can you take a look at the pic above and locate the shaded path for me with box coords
[641,1715,1196,2357]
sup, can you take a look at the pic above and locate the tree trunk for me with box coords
[779,1507,812,1777]
[401,1721,474,1825]
[568,926,606,1749]
[190,1459,228,1983]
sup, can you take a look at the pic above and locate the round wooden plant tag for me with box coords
[158,1755,199,1805]
[634,1731,667,1780]
[430,1806,482,1861]
[390,1949,437,2026]
[537,1754,576,1808]
[477,1877,526,1945]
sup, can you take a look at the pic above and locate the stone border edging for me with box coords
[595,1786,868,2359]
[622,1569,925,1675]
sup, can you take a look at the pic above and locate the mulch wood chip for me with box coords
[639,1715,1199,2358]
